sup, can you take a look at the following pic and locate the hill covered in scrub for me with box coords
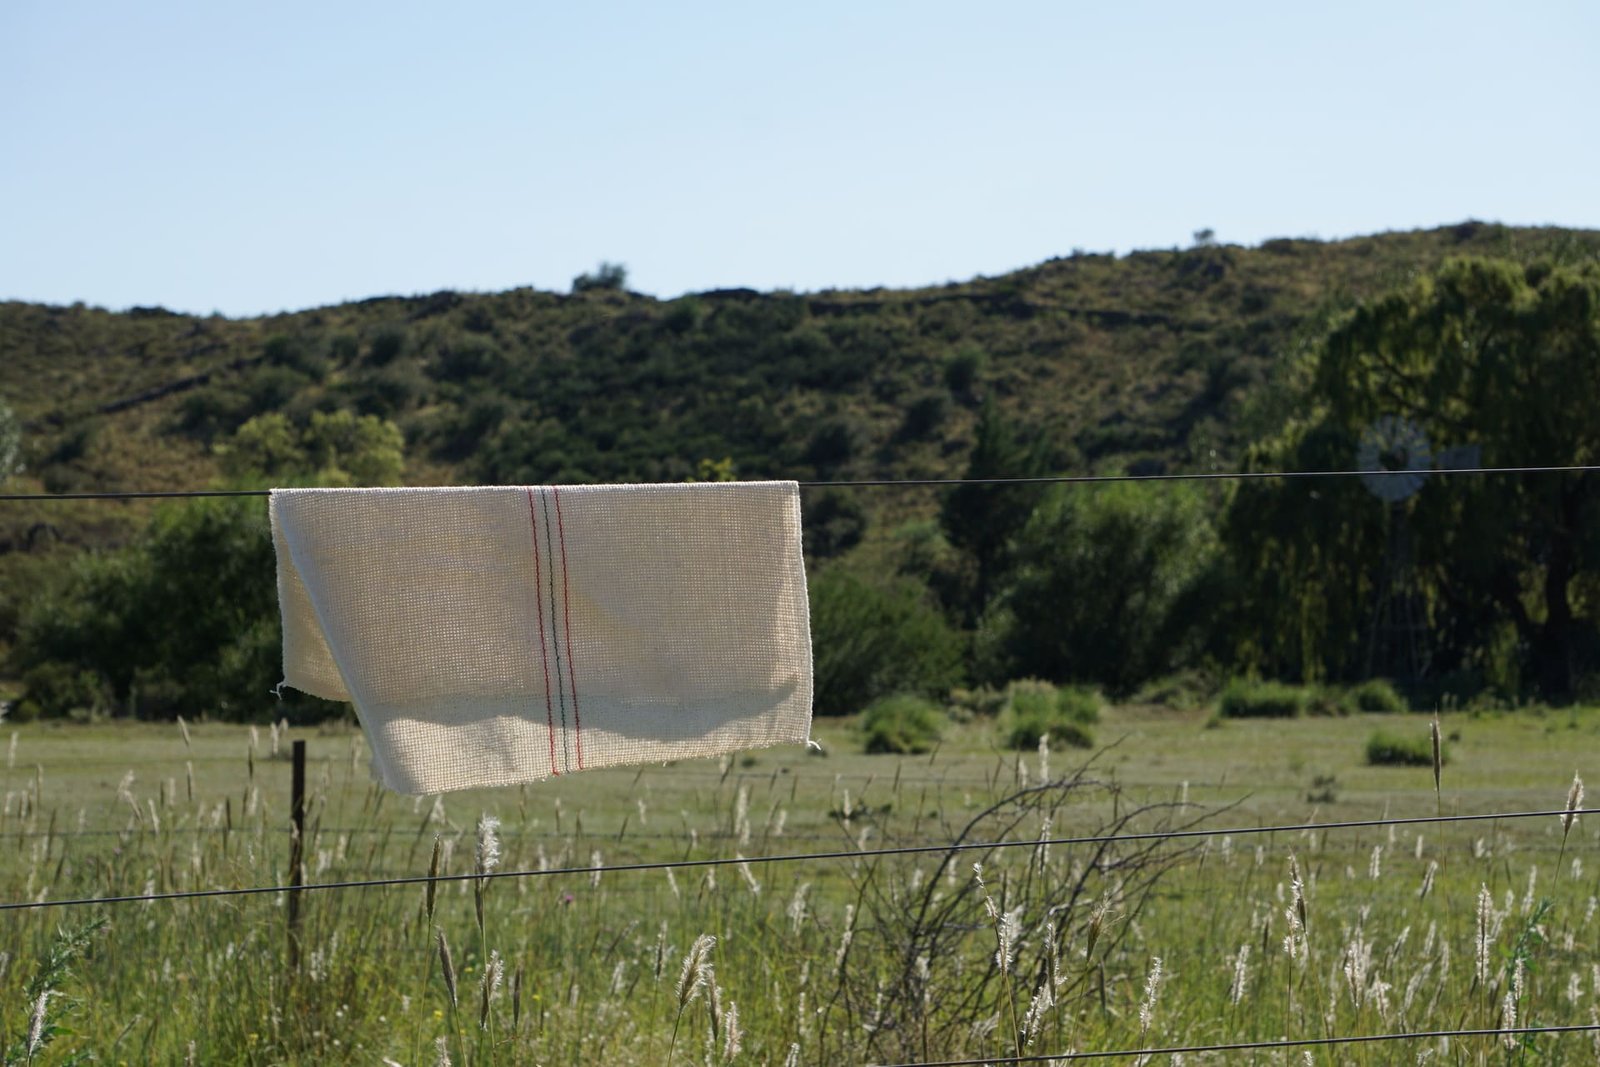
[3,221,1600,718]
[5,222,1595,501]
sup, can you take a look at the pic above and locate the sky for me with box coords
[2,0,1597,318]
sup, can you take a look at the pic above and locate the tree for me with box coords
[1224,258,1600,699]
[0,398,20,481]
[220,410,404,486]
[572,261,628,293]
[939,400,1049,623]
[987,481,1218,694]
[13,500,340,721]
[809,567,964,715]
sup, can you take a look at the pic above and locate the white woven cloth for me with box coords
[271,482,812,794]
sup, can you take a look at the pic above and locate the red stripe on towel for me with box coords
[525,488,560,776]
[551,486,583,769]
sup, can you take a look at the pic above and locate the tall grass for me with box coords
[0,716,1593,1063]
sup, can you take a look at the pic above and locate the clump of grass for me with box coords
[1131,670,1217,710]
[1348,678,1408,713]
[861,694,946,754]
[1306,687,1350,717]
[1217,679,1311,719]
[947,686,1006,721]
[1366,728,1446,766]
[1002,681,1099,750]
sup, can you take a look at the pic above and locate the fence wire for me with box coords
[2,462,1599,503]
[881,1023,1600,1065]
[1,804,1591,913]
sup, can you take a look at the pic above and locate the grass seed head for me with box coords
[437,928,458,1010]
[479,950,503,1030]
[675,934,716,1009]
[26,989,51,1055]
[1138,956,1163,1035]
[475,813,501,878]
[1562,772,1584,836]
[425,835,443,923]
[722,999,742,1060]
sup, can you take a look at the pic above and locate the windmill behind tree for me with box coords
[1356,415,1480,690]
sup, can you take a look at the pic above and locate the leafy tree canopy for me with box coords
[1224,257,1600,698]
[219,410,404,486]
[986,481,1219,695]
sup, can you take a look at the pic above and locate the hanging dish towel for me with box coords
[271,482,812,794]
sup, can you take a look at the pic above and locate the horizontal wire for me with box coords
[1,464,1597,502]
[882,1023,1600,1065]
[1,804,1591,913]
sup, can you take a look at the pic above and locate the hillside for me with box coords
[6,222,1597,494]
[2,221,1599,648]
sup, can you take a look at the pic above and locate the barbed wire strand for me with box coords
[2,804,1591,913]
[1,463,1598,502]
[2,801,1591,848]
[878,1023,1600,1065]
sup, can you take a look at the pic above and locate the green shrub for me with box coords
[18,661,108,719]
[1003,680,1100,750]
[1308,687,1351,717]
[1366,729,1444,766]
[990,480,1218,696]
[1008,679,1101,724]
[0,397,21,480]
[12,500,346,723]
[809,568,964,716]
[948,686,1006,721]
[1218,679,1311,719]
[1006,715,1093,751]
[862,695,946,754]
[898,392,949,441]
[1132,670,1217,710]
[1350,678,1408,713]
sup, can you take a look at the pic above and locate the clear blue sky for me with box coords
[3,1,1596,317]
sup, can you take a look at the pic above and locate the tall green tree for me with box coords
[987,481,1218,694]
[939,399,1049,624]
[13,500,339,721]
[808,567,964,715]
[1225,258,1600,698]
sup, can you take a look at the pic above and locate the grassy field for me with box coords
[0,705,1595,1064]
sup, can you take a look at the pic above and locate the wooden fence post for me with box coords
[288,739,306,969]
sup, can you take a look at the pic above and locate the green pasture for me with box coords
[0,706,1595,1064]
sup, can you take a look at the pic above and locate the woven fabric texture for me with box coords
[271,482,812,794]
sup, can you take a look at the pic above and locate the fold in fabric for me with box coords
[271,482,813,794]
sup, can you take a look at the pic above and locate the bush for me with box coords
[809,568,964,716]
[898,392,949,441]
[948,686,1006,721]
[862,695,946,754]
[572,262,628,293]
[1366,729,1444,766]
[1308,687,1351,717]
[1349,678,1408,713]
[1132,670,1218,710]
[1003,680,1100,750]
[1218,679,1311,719]
[0,397,21,480]
[943,347,987,398]
[991,481,1218,695]
[12,500,346,723]
[18,661,109,719]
